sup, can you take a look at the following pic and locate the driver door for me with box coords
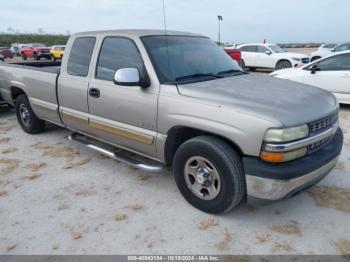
[87,36,159,157]
[303,53,350,94]
[256,46,275,68]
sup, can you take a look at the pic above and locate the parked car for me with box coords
[310,43,350,62]
[0,30,343,214]
[0,47,13,59]
[223,48,243,68]
[237,43,310,71]
[271,51,350,104]
[20,43,51,60]
[10,43,26,56]
[50,45,65,61]
[0,54,4,62]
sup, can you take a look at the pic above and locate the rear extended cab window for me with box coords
[67,37,96,77]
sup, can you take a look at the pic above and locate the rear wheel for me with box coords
[15,94,45,134]
[239,59,245,70]
[173,136,246,214]
[275,60,292,70]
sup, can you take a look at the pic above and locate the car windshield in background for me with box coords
[32,43,46,47]
[142,35,243,84]
[268,45,285,53]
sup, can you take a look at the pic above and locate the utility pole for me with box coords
[217,15,223,45]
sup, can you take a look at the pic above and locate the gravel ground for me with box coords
[0,101,350,255]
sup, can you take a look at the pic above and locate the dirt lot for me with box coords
[0,101,350,255]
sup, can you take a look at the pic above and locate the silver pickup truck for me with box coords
[0,30,343,213]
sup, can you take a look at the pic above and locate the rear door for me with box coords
[240,45,258,67]
[58,36,96,133]
[303,53,350,94]
[87,36,159,157]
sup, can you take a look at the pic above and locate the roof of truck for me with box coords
[73,29,205,38]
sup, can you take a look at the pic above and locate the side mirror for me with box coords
[310,64,320,74]
[265,50,272,55]
[113,67,150,88]
[331,48,336,52]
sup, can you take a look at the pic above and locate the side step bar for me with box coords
[68,132,165,173]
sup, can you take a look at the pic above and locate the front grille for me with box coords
[309,113,338,134]
[301,58,310,64]
[307,113,338,154]
[308,135,333,154]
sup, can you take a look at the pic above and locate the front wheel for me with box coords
[15,94,45,134]
[275,60,292,70]
[173,136,246,214]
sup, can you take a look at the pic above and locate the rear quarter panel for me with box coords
[0,64,61,124]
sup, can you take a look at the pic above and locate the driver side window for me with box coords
[315,54,350,71]
[335,44,350,52]
[257,46,269,53]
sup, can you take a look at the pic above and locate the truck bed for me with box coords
[3,61,61,74]
[0,61,61,109]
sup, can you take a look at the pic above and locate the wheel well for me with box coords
[10,86,25,104]
[164,126,243,165]
[276,59,291,67]
[311,56,321,62]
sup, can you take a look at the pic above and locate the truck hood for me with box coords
[177,74,337,127]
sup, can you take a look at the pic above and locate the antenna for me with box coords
[162,0,172,82]
[162,0,167,32]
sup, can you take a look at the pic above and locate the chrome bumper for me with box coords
[246,157,338,201]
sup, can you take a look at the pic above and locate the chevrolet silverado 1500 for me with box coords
[0,30,343,213]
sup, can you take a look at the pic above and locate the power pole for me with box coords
[217,15,223,45]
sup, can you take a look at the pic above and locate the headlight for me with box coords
[291,57,301,61]
[264,124,309,142]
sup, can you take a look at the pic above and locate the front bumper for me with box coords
[244,128,343,203]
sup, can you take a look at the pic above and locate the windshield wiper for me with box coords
[217,69,246,75]
[175,73,223,82]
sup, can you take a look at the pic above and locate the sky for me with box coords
[1,0,350,43]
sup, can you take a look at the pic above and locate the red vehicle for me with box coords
[224,48,243,68]
[0,47,13,59]
[20,43,51,61]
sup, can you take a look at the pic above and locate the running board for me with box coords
[68,132,165,173]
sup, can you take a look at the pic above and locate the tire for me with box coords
[173,136,246,214]
[275,60,292,70]
[239,59,245,70]
[34,54,40,61]
[15,94,45,134]
[22,54,27,60]
[311,56,321,62]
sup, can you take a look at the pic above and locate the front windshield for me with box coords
[268,45,285,53]
[142,35,243,84]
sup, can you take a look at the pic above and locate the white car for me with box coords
[310,43,350,62]
[271,51,350,104]
[237,43,310,71]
